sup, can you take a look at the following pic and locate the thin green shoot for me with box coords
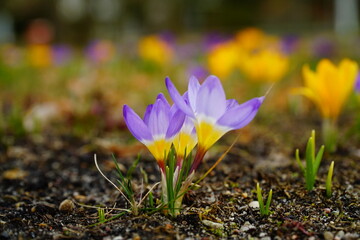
[326,161,334,198]
[94,154,159,216]
[295,130,325,191]
[98,208,105,223]
[88,211,127,227]
[256,183,272,216]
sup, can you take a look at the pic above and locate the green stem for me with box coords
[322,118,338,153]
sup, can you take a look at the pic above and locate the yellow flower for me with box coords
[138,35,173,65]
[239,49,289,83]
[235,28,266,52]
[207,41,243,79]
[27,44,52,67]
[295,59,358,121]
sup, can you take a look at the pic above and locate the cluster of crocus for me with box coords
[123,75,264,216]
[294,58,358,152]
[206,28,289,83]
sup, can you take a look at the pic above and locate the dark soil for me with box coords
[1,120,359,239]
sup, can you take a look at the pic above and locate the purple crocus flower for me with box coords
[123,93,185,171]
[166,75,264,172]
[187,65,209,81]
[355,72,360,93]
[52,44,72,65]
[281,35,299,55]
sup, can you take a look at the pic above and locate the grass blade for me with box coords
[313,145,325,176]
[305,137,315,191]
[326,161,334,198]
[265,189,273,215]
[295,148,305,174]
[256,183,264,215]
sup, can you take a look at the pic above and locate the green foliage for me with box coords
[256,183,272,216]
[97,208,106,223]
[163,147,193,217]
[326,161,334,198]
[295,130,325,191]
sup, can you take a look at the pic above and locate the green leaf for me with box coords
[265,189,273,215]
[313,145,325,176]
[295,149,305,174]
[305,137,315,191]
[326,161,334,198]
[256,183,265,215]
[126,154,140,179]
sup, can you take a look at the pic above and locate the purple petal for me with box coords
[165,77,194,117]
[216,97,264,129]
[196,75,226,119]
[143,104,153,126]
[188,76,200,111]
[166,108,186,138]
[226,99,238,110]
[148,98,170,136]
[123,105,153,142]
[156,93,170,108]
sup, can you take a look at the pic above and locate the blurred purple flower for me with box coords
[355,72,360,93]
[159,32,175,47]
[312,37,336,58]
[204,33,231,51]
[52,45,72,65]
[85,40,115,63]
[187,65,209,81]
[281,35,299,55]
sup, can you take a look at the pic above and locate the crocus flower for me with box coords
[123,93,185,171]
[294,59,358,152]
[207,41,242,79]
[295,59,358,121]
[27,44,52,67]
[172,111,197,160]
[166,75,264,172]
[138,35,173,65]
[85,40,115,64]
[239,49,289,83]
[235,27,266,52]
[355,72,360,93]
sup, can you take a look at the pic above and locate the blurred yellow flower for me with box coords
[239,49,289,83]
[207,41,243,79]
[138,35,173,65]
[27,44,52,67]
[235,28,266,52]
[295,59,358,120]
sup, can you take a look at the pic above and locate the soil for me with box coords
[0,116,359,240]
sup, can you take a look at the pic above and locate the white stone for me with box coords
[249,201,260,209]
[324,231,334,240]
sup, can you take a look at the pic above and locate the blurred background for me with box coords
[0,0,359,139]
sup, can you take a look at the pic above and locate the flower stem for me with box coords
[322,118,338,153]
[189,147,207,173]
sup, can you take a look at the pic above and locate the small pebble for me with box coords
[324,231,334,240]
[202,220,224,229]
[335,230,345,240]
[59,199,75,212]
[344,233,359,240]
[259,232,267,237]
[323,208,331,214]
[240,221,255,232]
[249,201,260,209]
[261,237,271,240]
